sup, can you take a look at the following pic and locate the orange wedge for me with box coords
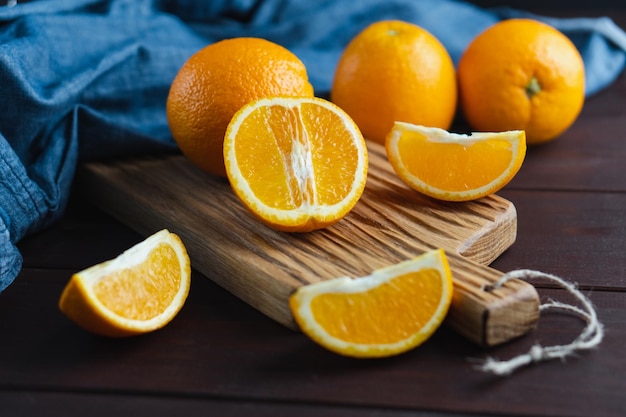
[224,96,368,232]
[59,229,191,337]
[290,249,453,358]
[385,122,526,201]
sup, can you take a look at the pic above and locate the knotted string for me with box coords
[477,269,604,376]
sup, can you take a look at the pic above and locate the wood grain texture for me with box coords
[77,141,539,346]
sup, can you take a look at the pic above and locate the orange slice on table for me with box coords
[290,249,453,358]
[224,96,368,232]
[385,122,526,202]
[59,229,191,337]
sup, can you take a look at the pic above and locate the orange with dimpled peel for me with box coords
[167,37,314,176]
[458,18,585,144]
[331,19,457,144]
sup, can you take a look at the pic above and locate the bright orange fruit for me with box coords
[458,18,585,144]
[290,249,453,358]
[385,122,526,202]
[224,96,368,232]
[331,20,457,144]
[167,37,314,176]
[59,229,191,337]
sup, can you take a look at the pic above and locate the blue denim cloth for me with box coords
[1,0,625,292]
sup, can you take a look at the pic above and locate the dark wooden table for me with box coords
[2,8,625,417]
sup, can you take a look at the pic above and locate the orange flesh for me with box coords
[94,244,181,321]
[234,102,361,209]
[310,268,442,344]
[397,130,513,191]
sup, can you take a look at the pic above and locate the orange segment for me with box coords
[386,122,526,202]
[290,249,453,358]
[224,96,368,232]
[59,229,191,337]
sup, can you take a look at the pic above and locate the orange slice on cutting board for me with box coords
[290,249,453,358]
[224,96,368,232]
[59,229,191,337]
[385,122,526,201]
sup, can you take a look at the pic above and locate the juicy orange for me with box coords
[331,20,457,144]
[385,122,526,202]
[224,96,368,233]
[290,249,453,358]
[167,37,314,176]
[458,18,585,144]
[59,229,191,337]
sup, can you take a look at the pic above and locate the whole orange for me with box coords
[166,37,314,176]
[331,20,457,144]
[457,18,585,145]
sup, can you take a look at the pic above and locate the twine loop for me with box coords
[477,269,604,376]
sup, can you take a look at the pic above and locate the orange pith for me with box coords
[167,37,314,176]
[290,249,453,358]
[224,96,368,232]
[458,18,585,144]
[331,20,457,144]
[386,122,526,202]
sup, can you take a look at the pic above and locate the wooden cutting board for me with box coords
[77,141,539,346]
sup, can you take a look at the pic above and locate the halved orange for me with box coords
[289,249,453,358]
[385,122,526,201]
[59,229,191,337]
[224,96,368,232]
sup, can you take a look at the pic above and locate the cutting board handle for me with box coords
[444,251,539,346]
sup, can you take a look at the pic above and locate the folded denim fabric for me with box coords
[1,0,625,292]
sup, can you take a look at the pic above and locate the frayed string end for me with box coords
[476,269,604,376]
